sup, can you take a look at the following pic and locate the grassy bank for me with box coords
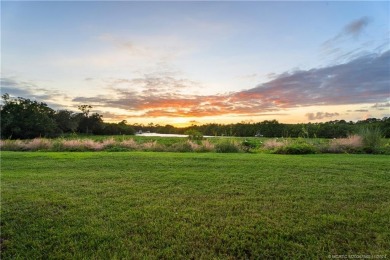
[1,135,390,154]
[1,152,389,258]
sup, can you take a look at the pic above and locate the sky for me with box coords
[1,1,389,127]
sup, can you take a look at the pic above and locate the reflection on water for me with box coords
[135,133,215,138]
[136,133,188,137]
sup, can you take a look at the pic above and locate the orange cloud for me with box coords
[67,50,390,120]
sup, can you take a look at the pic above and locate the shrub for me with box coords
[185,130,203,140]
[274,139,317,154]
[215,140,241,153]
[241,139,256,152]
[169,141,195,152]
[359,127,383,153]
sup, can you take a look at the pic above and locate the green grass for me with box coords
[1,152,389,258]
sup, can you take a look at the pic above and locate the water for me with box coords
[135,133,188,137]
[135,133,215,138]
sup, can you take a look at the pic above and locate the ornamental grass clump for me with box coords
[100,138,117,149]
[274,138,317,154]
[198,140,215,152]
[119,139,139,150]
[141,141,165,152]
[215,140,241,153]
[24,138,53,151]
[328,135,363,153]
[262,138,287,150]
[61,139,92,151]
[169,141,195,152]
[359,127,383,153]
[0,139,25,151]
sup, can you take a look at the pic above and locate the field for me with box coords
[1,151,390,259]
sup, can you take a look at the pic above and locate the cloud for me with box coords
[6,48,385,121]
[323,16,370,47]
[0,77,69,109]
[239,50,390,107]
[343,17,370,38]
[306,112,340,121]
[371,102,390,110]
[321,17,373,62]
[71,50,390,119]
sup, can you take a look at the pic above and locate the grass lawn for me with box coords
[1,152,389,259]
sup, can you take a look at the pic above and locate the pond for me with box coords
[135,133,215,138]
[135,133,188,137]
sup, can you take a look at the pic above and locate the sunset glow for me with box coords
[2,1,389,126]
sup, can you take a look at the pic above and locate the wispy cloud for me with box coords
[71,50,390,119]
[343,17,370,39]
[0,77,70,109]
[371,102,390,110]
[236,50,389,108]
[305,112,340,121]
[323,16,370,48]
[321,17,375,64]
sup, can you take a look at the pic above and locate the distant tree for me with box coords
[96,120,135,135]
[75,105,103,134]
[185,129,203,140]
[54,110,79,133]
[78,105,92,116]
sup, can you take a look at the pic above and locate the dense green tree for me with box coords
[0,94,59,139]
[54,110,79,133]
[77,112,103,134]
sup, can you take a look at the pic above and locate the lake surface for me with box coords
[135,133,215,138]
[136,133,188,137]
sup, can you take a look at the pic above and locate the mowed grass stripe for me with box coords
[1,152,389,259]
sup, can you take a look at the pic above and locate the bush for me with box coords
[185,130,203,140]
[215,140,241,153]
[169,141,195,152]
[359,127,383,153]
[274,139,317,154]
[241,139,256,152]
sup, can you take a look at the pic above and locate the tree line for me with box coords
[1,94,389,139]
[0,94,135,139]
[134,118,390,139]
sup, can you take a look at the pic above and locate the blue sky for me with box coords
[2,1,389,126]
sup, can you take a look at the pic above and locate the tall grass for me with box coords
[273,138,317,154]
[0,135,388,154]
[262,138,287,150]
[215,140,241,153]
[359,127,383,153]
[327,135,363,153]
